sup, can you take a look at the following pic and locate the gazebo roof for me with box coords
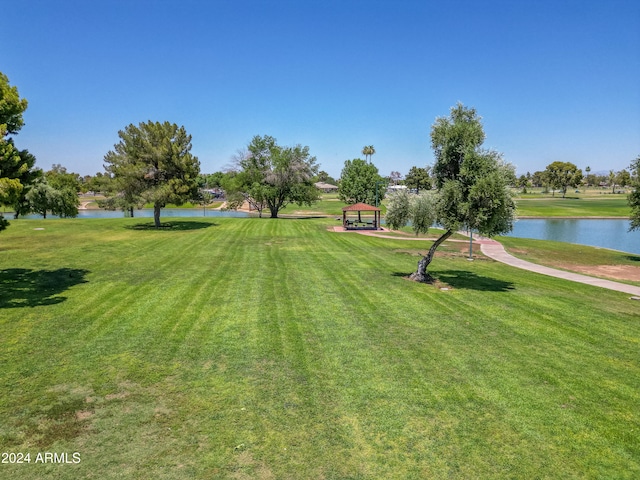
[342,202,381,212]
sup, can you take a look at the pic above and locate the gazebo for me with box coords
[342,202,381,230]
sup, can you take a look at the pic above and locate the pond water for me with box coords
[17,208,249,220]
[504,219,640,255]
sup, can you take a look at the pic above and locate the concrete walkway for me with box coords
[475,236,640,297]
[337,227,640,297]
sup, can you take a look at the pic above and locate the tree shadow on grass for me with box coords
[434,270,515,292]
[624,255,640,263]
[124,221,217,231]
[0,268,90,309]
[276,216,330,220]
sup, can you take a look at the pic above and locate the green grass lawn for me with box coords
[515,195,630,217]
[498,236,640,286]
[0,217,638,479]
[286,191,630,218]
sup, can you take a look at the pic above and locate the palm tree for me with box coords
[609,170,616,193]
[361,145,376,163]
[361,146,371,162]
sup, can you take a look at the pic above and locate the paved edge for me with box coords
[333,227,640,297]
[476,237,640,297]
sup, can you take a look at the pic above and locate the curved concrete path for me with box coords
[475,236,640,297]
[337,227,640,296]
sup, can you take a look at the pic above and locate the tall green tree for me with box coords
[313,170,337,185]
[46,164,82,193]
[361,146,371,162]
[10,150,42,219]
[0,72,30,231]
[384,189,412,230]
[225,135,319,218]
[2,147,42,218]
[386,103,516,282]
[361,145,376,163]
[404,166,431,193]
[608,170,616,193]
[103,121,201,227]
[0,72,28,136]
[86,171,113,194]
[631,156,640,181]
[338,158,386,206]
[26,177,79,219]
[616,169,631,191]
[628,155,640,231]
[544,161,582,198]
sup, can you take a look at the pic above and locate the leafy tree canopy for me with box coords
[404,166,431,193]
[225,135,319,218]
[0,72,28,136]
[1,72,32,231]
[0,145,41,218]
[386,103,516,282]
[25,177,79,219]
[313,170,337,185]
[103,121,201,227]
[46,164,82,193]
[338,158,386,206]
[628,155,640,231]
[543,161,582,198]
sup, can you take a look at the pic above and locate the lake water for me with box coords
[17,208,249,219]
[505,219,640,255]
[9,209,640,255]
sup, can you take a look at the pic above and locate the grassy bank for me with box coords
[0,217,638,478]
[514,195,629,217]
[74,190,630,218]
[498,236,640,286]
[285,192,629,218]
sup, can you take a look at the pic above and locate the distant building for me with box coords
[315,182,338,193]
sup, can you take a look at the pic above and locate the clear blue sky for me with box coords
[3,0,639,178]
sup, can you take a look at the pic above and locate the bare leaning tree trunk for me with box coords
[409,229,453,283]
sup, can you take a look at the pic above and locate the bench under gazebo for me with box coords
[342,202,381,230]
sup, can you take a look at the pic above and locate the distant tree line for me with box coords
[517,165,635,194]
[4,69,639,234]
[0,73,81,225]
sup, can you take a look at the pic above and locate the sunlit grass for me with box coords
[498,235,640,286]
[515,195,629,217]
[0,217,638,479]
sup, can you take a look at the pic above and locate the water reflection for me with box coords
[19,208,249,220]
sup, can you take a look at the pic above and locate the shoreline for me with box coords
[4,207,630,221]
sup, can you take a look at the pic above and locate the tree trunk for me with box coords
[409,229,453,283]
[153,204,161,228]
[270,209,278,218]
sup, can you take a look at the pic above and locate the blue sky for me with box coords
[3,0,639,178]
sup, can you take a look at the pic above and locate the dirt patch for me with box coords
[394,249,426,256]
[557,264,640,282]
[75,410,93,421]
